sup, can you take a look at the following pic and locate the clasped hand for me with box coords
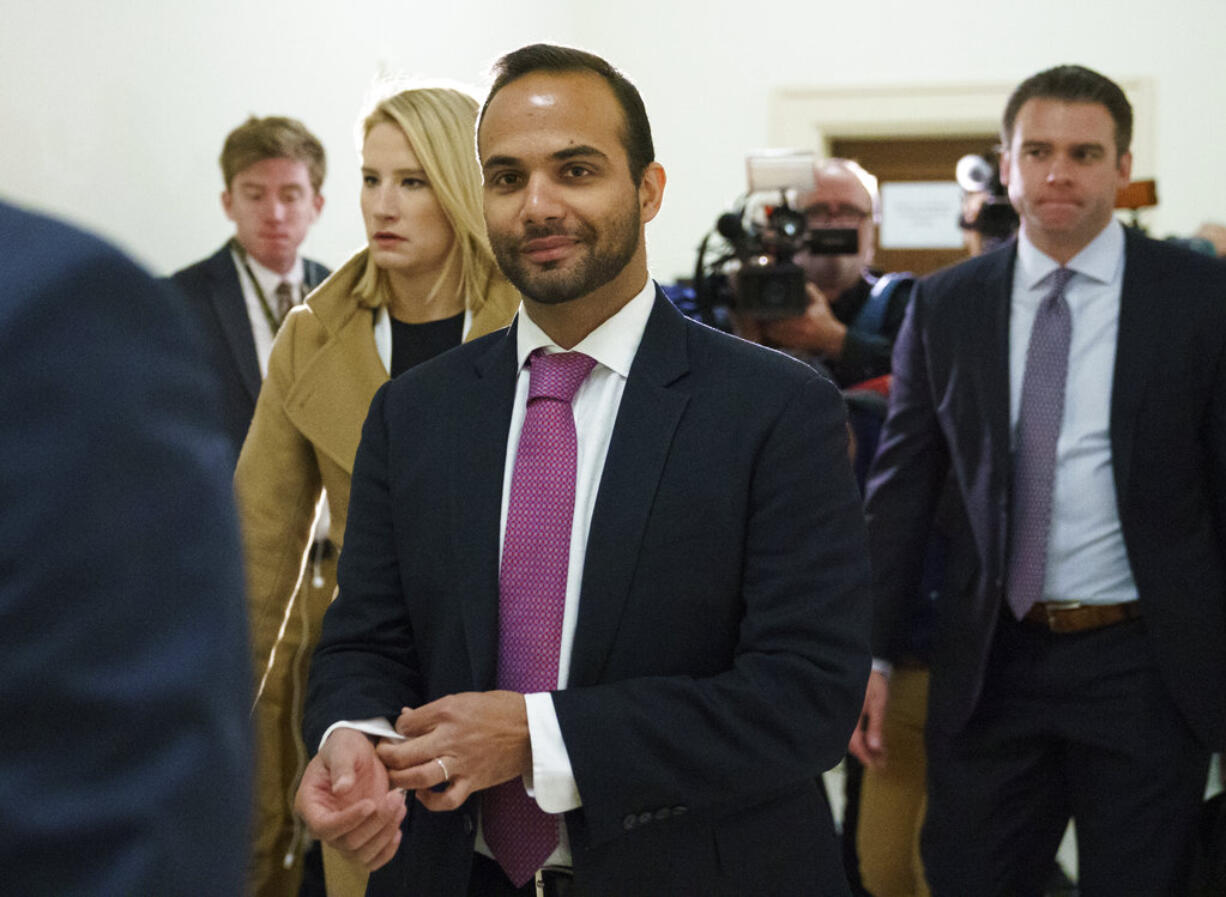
[294,691,532,870]
[376,689,532,812]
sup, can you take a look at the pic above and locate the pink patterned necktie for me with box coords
[484,348,596,887]
[1007,266,1075,620]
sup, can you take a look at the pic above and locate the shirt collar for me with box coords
[514,278,657,378]
[1016,218,1125,290]
[232,245,304,292]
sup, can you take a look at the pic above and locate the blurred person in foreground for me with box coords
[0,200,250,895]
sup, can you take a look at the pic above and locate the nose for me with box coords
[262,194,288,223]
[1046,153,1073,184]
[521,173,564,224]
[371,183,398,220]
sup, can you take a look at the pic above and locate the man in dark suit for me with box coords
[853,65,1226,896]
[170,115,333,897]
[171,114,330,459]
[0,201,251,895]
[293,44,871,896]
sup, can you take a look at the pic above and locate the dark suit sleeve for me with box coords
[862,282,952,659]
[553,370,872,847]
[0,211,251,895]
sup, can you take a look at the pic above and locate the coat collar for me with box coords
[283,250,517,476]
[282,253,387,475]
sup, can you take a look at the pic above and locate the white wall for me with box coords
[3,0,1224,281]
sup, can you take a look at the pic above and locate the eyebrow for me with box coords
[552,144,609,163]
[361,166,427,176]
[483,144,611,173]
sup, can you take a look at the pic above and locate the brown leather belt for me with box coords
[1022,601,1141,634]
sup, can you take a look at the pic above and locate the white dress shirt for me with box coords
[1009,219,1138,605]
[229,248,304,376]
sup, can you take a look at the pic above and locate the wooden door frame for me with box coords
[767,78,1155,179]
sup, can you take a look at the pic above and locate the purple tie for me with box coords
[484,348,596,886]
[1007,267,1075,620]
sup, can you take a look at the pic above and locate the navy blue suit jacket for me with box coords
[305,291,872,896]
[865,229,1226,748]
[170,243,330,460]
[0,203,252,894]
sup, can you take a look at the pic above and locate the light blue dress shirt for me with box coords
[1009,219,1138,605]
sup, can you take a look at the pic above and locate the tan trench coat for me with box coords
[235,249,515,897]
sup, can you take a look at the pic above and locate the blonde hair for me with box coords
[352,85,514,315]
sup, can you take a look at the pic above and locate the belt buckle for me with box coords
[1045,601,1081,633]
[534,865,572,897]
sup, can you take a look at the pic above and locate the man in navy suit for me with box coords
[170,115,333,897]
[0,201,251,895]
[171,115,330,460]
[854,65,1226,896]
[294,44,872,896]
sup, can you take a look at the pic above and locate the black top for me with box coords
[389,311,465,378]
[827,274,913,389]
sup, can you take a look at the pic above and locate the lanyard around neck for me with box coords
[231,238,296,334]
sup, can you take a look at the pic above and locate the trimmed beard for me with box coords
[490,200,640,305]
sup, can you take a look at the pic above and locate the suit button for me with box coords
[654,808,671,821]
[623,814,637,831]
[463,814,474,835]
[638,811,653,826]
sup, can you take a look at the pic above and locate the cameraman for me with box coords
[737,159,911,388]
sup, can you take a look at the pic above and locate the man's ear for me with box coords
[639,162,666,225]
[221,190,235,221]
[1116,151,1133,188]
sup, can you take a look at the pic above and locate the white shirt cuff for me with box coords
[870,658,893,678]
[318,717,401,752]
[523,692,582,813]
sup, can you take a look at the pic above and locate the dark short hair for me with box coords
[219,115,326,193]
[479,43,655,184]
[1002,65,1133,157]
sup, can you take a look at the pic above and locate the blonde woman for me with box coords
[236,85,519,897]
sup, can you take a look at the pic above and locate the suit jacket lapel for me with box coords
[204,246,262,403]
[568,293,691,687]
[452,324,519,690]
[1110,229,1157,500]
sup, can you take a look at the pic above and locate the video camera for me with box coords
[694,151,859,320]
[956,154,1019,243]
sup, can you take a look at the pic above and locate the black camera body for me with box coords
[718,205,859,318]
[690,151,860,325]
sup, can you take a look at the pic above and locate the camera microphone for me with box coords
[716,212,745,242]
